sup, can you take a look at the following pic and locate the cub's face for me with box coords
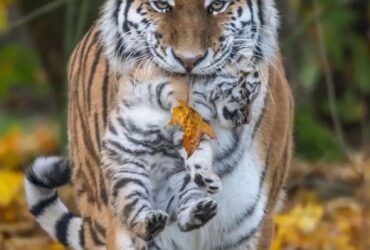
[101,0,276,75]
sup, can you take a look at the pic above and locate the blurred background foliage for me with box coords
[280,0,369,161]
[0,0,369,249]
[0,0,368,162]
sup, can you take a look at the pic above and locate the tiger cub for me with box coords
[101,66,261,241]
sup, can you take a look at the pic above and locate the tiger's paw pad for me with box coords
[186,161,221,194]
[134,210,168,241]
[194,173,222,194]
[177,198,218,232]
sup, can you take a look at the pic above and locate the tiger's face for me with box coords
[101,0,278,75]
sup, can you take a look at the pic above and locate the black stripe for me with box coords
[180,175,191,192]
[75,102,100,163]
[247,0,256,32]
[123,119,161,136]
[107,139,151,156]
[227,168,267,232]
[74,25,95,82]
[215,131,242,161]
[203,44,233,71]
[123,0,134,32]
[114,0,121,25]
[112,178,149,199]
[120,160,147,170]
[55,213,77,247]
[87,46,103,112]
[94,219,107,240]
[102,145,124,163]
[217,159,239,177]
[74,169,88,198]
[27,159,71,189]
[94,112,101,149]
[87,218,105,246]
[30,192,58,217]
[118,169,149,178]
[252,93,267,139]
[165,195,175,213]
[237,6,243,17]
[194,100,213,114]
[69,40,83,76]
[108,120,118,136]
[99,172,109,205]
[81,31,100,105]
[193,91,207,100]
[102,61,110,127]
[148,241,161,250]
[129,203,148,225]
[79,223,85,248]
[257,0,264,25]
[124,198,140,222]
[156,81,170,110]
[121,131,173,153]
[213,218,263,250]
[84,158,99,203]
[125,191,149,201]
[253,36,264,60]
[178,187,200,201]
[115,36,126,58]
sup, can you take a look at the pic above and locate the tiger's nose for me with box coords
[172,50,208,72]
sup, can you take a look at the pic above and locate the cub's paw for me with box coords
[177,197,218,232]
[132,210,168,241]
[193,172,222,194]
[186,159,221,194]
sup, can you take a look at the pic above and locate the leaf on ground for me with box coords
[0,171,24,207]
[169,100,216,157]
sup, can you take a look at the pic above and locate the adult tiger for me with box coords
[25,0,294,249]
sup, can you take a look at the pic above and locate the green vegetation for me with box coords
[0,0,369,161]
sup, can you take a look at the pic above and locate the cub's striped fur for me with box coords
[100,66,261,243]
[25,0,294,249]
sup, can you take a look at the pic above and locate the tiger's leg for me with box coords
[106,214,150,250]
[106,214,136,250]
[156,170,218,232]
[173,131,221,194]
[101,154,168,241]
[256,216,274,250]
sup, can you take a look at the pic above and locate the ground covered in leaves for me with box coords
[0,122,369,250]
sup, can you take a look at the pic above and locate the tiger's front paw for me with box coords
[186,161,222,194]
[194,172,222,194]
[131,210,168,241]
[177,197,218,232]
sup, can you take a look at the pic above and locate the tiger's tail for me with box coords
[24,157,84,250]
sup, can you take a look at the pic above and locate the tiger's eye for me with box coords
[210,1,225,12]
[154,0,170,11]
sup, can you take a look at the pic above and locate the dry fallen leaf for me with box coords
[170,100,216,157]
[0,171,24,207]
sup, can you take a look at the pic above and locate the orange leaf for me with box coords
[0,171,24,207]
[170,100,216,157]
